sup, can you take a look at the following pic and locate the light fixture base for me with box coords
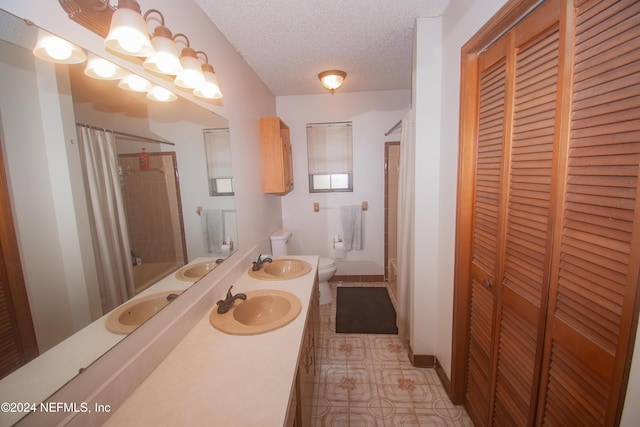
[59,0,114,38]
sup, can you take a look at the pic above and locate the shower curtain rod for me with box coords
[385,120,402,136]
[76,123,175,146]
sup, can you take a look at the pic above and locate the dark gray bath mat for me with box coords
[336,287,398,334]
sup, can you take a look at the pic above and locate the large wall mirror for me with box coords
[0,9,237,424]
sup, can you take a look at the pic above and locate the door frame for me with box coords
[384,141,400,282]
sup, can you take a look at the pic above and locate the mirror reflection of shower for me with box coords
[118,151,187,294]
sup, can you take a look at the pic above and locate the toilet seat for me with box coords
[318,257,335,271]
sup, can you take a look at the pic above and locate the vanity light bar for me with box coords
[57,0,222,100]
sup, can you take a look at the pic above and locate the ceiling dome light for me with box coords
[105,0,154,57]
[84,54,127,80]
[142,10,182,75]
[33,33,87,64]
[318,70,347,94]
[118,74,152,92]
[147,86,177,102]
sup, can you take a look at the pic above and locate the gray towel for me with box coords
[340,205,362,251]
[201,209,224,253]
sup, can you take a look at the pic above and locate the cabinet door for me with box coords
[297,293,316,426]
[282,127,294,192]
[259,117,293,194]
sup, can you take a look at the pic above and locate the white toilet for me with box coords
[269,229,336,305]
[317,257,336,305]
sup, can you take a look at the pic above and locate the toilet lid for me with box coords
[319,257,335,269]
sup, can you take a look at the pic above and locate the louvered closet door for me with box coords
[491,3,562,426]
[464,37,508,427]
[538,0,640,425]
[465,3,564,425]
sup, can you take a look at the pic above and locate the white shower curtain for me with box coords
[77,126,135,313]
[396,110,414,341]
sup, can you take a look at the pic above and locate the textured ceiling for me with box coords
[194,0,451,96]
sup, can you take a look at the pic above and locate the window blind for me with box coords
[204,128,232,177]
[306,122,353,175]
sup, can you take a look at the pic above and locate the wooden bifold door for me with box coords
[452,0,640,425]
[0,140,38,378]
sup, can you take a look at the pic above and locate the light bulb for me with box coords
[143,27,182,75]
[104,0,154,57]
[174,48,205,89]
[93,59,116,78]
[33,33,87,64]
[112,28,144,54]
[118,74,152,92]
[147,86,177,102]
[194,65,223,100]
[44,37,72,60]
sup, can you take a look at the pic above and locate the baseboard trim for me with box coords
[408,344,435,368]
[332,274,385,283]
[435,358,452,399]
[407,347,454,400]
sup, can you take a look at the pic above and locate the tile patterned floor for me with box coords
[311,282,472,427]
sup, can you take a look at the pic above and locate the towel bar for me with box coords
[313,201,368,212]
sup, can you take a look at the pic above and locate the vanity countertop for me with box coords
[0,258,221,427]
[104,255,319,426]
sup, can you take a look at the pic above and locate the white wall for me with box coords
[409,16,443,363]
[419,0,508,380]
[276,90,410,275]
[0,41,84,352]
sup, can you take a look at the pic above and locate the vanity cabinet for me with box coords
[259,117,294,194]
[287,279,319,427]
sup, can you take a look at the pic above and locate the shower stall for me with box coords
[118,152,187,294]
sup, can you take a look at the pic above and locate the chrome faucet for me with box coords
[252,254,272,271]
[216,285,247,314]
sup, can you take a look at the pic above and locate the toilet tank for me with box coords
[270,229,292,256]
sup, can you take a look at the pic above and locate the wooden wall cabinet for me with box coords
[259,117,294,195]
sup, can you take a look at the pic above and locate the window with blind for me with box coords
[306,122,353,192]
[203,128,234,196]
